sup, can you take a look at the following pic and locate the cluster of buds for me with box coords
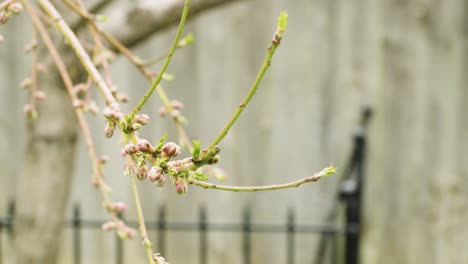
[102,107,124,138]
[101,220,136,239]
[147,166,166,186]
[0,1,23,24]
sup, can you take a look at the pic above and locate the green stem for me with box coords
[207,28,283,150]
[130,173,155,264]
[129,0,191,119]
[188,166,336,192]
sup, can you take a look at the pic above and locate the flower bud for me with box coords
[117,226,136,240]
[113,201,127,212]
[23,104,37,120]
[104,122,115,138]
[35,90,46,101]
[0,11,10,24]
[136,162,148,181]
[131,122,142,131]
[102,221,117,231]
[158,107,167,117]
[103,107,116,120]
[116,93,129,103]
[134,114,150,125]
[20,78,32,89]
[124,144,138,155]
[155,174,167,187]
[173,177,188,195]
[0,35,4,44]
[8,3,23,14]
[147,166,163,182]
[137,139,155,153]
[73,100,84,109]
[171,100,184,110]
[161,142,181,159]
[73,83,88,97]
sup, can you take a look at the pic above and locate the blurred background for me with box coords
[1,0,467,263]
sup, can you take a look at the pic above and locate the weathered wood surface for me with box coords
[0,0,467,263]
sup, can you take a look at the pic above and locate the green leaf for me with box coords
[155,134,168,151]
[191,140,201,159]
[96,15,109,22]
[277,11,288,37]
[317,165,337,178]
[193,171,208,181]
[178,33,195,47]
[162,72,174,81]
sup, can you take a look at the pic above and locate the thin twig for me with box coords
[129,0,191,119]
[62,0,193,149]
[36,0,118,109]
[188,166,336,192]
[23,0,120,224]
[207,12,288,151]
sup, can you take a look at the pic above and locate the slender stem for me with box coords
[63,0,193,150]
[189,170,333,192]
[129,0,191,119]
[130,173,155,264]
[23,0,119,222]
[207,27,284,150]
[36,0,118,109]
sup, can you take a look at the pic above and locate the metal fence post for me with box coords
[340,107,372,264]
[242,207,251,264]
[286,207,295,264]
[72,203,81,264]
[156,206,167,258]
[115,212,123,264]
[199,206,208,264]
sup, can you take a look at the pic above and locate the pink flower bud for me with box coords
[136,162,148,181]
[134,114,150,125]
[102,221,117,231]
[161,142,181,159]
[124,144,138,155]
[113,202,127,212]
[36,63,46,72]
[73,83,88,97]
[102,107,116,120]
[35,90,46,101]
[8,3,23,14]
[147,166,163,182]
[158,107,168,117]
[20,78,32,89]
[0,35,4,44]
[156,174,167,187]
[116,93,129,103]
[23,104,37,120]
[0,11,10,24]
[72,100,84,109]
[104,122,115,138]
[173,177,188,195]
[171,100,184,110]
[137,139,155,153]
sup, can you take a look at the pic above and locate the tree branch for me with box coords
[104,0,247,49]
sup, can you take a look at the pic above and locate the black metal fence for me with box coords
[0,108,372,264]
